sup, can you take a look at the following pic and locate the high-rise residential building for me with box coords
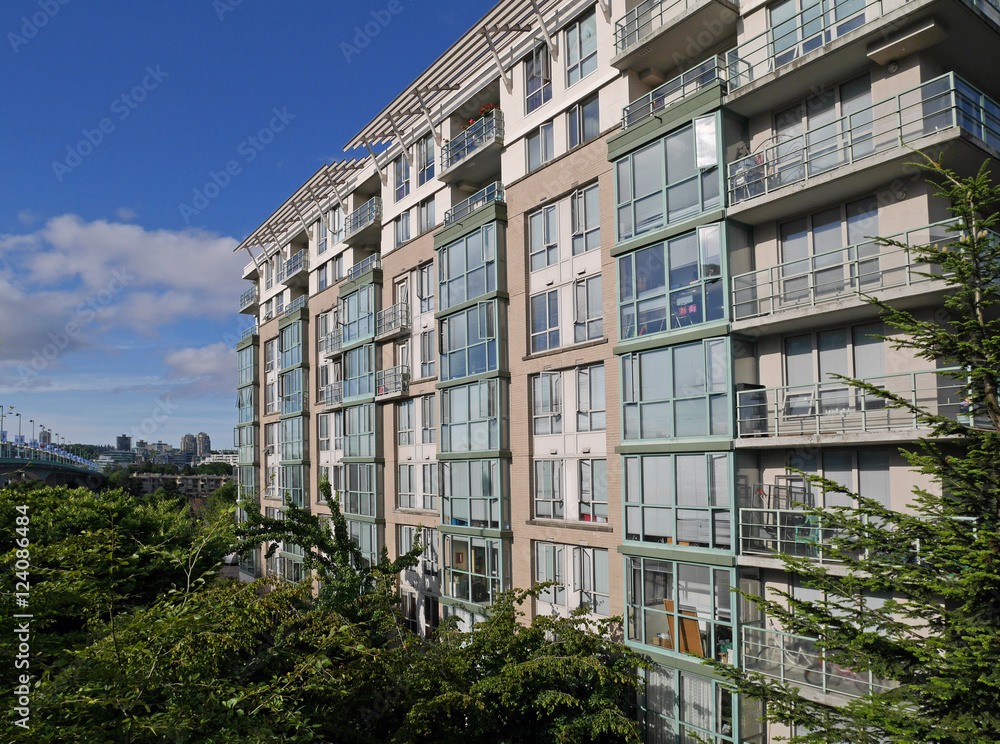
[116,434,132,452]
[234,1,1000,739]
[196,432,211,458]
[39,429,52,446]
[180,434,196,453]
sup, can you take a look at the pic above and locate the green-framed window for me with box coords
[280,368,305,415]
[440,378,507,453]
[238,345,256,386]
[443,535,507,605]
[344,344,375,399]
[279,416,307,461]
[440,301,500,382]
[439,223,498,312]
[279,464,307,509]
[340,284,375,345]
[280,321,302,369]
[343,462,379,518]
[441,459,507,529]
[346,519,381,568]
[344,403,376,458]
[237,387,256,424]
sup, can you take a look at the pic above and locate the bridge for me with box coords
[0,443,107,490]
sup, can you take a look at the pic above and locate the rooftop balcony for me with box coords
[732,221,955,327]
[440,109,504,184]
[742,625,894,702]
[622,56,729,129]
[376,301,410,340]
[344,197,383,247]
[282,295,308,317]
[736,368,973,442]
[444,181,504,225]
[321,381,344,410]
[376,365,410,399]
[278,252,309,287]
[346,253,381,282]
[612,0,739,71]
[239,284,259,314]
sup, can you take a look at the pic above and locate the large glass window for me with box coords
[343,462,379,518]
[568,93,600,149]
[534,459,564,519]
[280,321,302,369]
[238,346,256,386]
[530,290,559,353]
[398,464,415,508]
[440,379,505,453]
[441,459,504,528]
[439,224,497,312]
[525,44,552,112]
[279,464,306,509]
[533,372,562,435]
[343,344,375,399]
[237,387,256,425]
[346,518,380,567]
[527,122,555,172]
[619,224,724,339]
[440,302,498,382]
[444,535,504,605]
[534,542,609,615]
[625,453,731,549]
[416,133,434,186]
[576,546,610,615]
[535,542,566,606]
[340,285,375,344]
[344,403,375,458]
[280,368,305,415]
[417,262,435,313]
[579,459,608,524]
[637,666,751,744]
[395,154,410,201]
[398,399,414,446]
[574,275,603,342]
[566,10,597,85]
[279,416,306,461]
[572,184,601,255]
[420,329,436,378]
[628,558,734,662]
[615,117,720,242]
[529,205,558,271]
[422,463,438,510]
[577,365,606,432]
[622,338,729,440]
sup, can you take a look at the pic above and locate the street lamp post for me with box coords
[15,413,22,445]
[30,420,35,446]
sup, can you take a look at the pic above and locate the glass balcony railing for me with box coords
[732,221,960,320]
[283,295,308,317]
[445,182,504,225]
[742,625,895,699]
[239,285,258,311]
[614,0,714,56]
[442,109,504,171]
[622,55,728,129]
[240,326,258,341]
[347,253,381,282]
[728,73,1000,205]
[278,252,309,283]
[376,302,410,338]
[376,365,410,398]
[344,197,383,240]
[736,367,983,438]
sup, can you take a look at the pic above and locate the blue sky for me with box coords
[0,0,497,449]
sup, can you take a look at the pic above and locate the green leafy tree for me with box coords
[713,158,1000,743]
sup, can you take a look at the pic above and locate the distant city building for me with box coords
[39,429,52,446]
[196,432,211,458]
[149,441,171,453]
[135,440,148,450]
[96,451,137,466]
[195,451,238,468]
[131,473,232,503]
[154,451,195,468]
[180,434,196,453]
[116,434,132,452]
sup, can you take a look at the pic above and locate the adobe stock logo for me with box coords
[8,0,72,54]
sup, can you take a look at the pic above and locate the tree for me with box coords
[197,462,236,476]
[713,158,1000,743]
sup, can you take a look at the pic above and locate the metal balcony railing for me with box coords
[732,221,960,320]
[344,197,383,240]
[278,252,309,283]
[445,181,504,225]
[321,381,344,408]
[728,73,1000,205]
[376,365,410,398]
[322,328,343,357]
[376,302,410,337]
[614,0,715,56]
[283,295,308,316]
[240,326,258,341]
[736,368,982,438]
[622,55,728,129]
[441,109,504,171]
[347,253,381,282]
[239,285,258,311]
[742,625,895,699]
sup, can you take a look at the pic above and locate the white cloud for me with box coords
[116,207,137,221]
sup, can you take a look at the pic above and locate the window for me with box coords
[534,460,564,519]
[264,339,277,373]
[574,275,603,342]
[279,368,305,415]
[343,344,375,399]
[318,218,328,255]
[440,379,505,454]
[535,542,566,606]
[579,459,608,523]
[416,133,435,186]
[264,260,273,290]
[279,416,306,460]
[571,184,600,255]
[440,302,498,382]
[343,462,378,517]
[346,518,380,567]
[575,547,609,615]
[618,224,724,339]
[527,122,554,172]
[627,558,734,662]
[638,666,745,744]
[577,365,606,431]
[265,381,277,413]
[441,459,504,528]
[568,93,600,149]
[238,346,255,387]
[530,290,559,353]
[525,44,552,112]
[566,10,597,85]
[528,205,558,270]
[532,373,562,435]
[439,223,497,312]
[615,117,721,241]
[535,543,609,615]
[398,399,414,446]
[418,197,435,233]
[332,410,343,451]
[333,254,344,281]
[340,285,375,343]
[417,262,435,313]
[420,329,436,378]
[279,464,306,508]
[394,154,410,201]
[421,394,436,443]
[444,535,504,605]
[394,212,411,246]
[398,464,415,508]
[279,321,302,369]
[344,403,375,458]
[422,463,438,510]
[624,452,731,549]
[398,524,417,558]
[318,414,330,452]
[317,262,328,291]
[622,338,729,440]
[421,526,439,574]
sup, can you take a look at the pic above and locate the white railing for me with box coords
[614,0,716,55]
[344,197,383,240]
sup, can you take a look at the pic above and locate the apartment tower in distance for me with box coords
[234,0,1000,740]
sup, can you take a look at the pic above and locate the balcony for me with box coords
[727,74,1000,217]
[732,221,956,325]
[321,381,344,410]
[376,302,410,340]
[282,295,308,317]
[347,253,381,282]
[612,0,739,70]
[344,197,383,247]
[440,109,504,184]
[239,284,259,314]
[622,56,729,129]
[376,365,410,399]
[742,625,894,701]
[321,328,343,358]
[240,326,258,341]
[444,182,504,225]
[736,368,973,441]
[278,252,309,286]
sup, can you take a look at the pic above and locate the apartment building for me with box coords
[234,0,1000,740]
